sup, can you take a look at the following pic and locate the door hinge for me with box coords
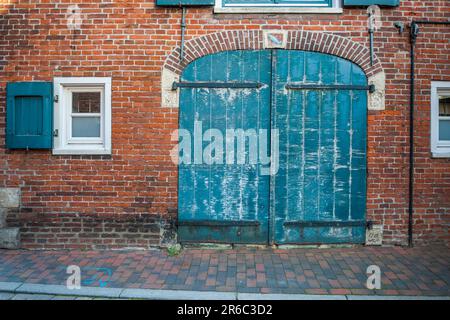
[54,95,59,103]
[53,129,59,137]
[284,220,367,228]
[172,81,263,90]
[286,84,376,93]
[178,220,260,227]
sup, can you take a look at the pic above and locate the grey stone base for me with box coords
[0,228,21,249]
[0,208,6,228]
[6,212,162,250]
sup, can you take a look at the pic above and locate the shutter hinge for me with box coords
[53,129,59,137]
[54,95,59,103]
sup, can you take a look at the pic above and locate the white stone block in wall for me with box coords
[0,228,21,249]
[0,188,21,209]
[366,225,384,246]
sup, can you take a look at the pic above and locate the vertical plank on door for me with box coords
[178,50,271,244]
[274,50,368,244]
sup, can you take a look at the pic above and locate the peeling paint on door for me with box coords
[178,50,367,245]
[178,50,271,244]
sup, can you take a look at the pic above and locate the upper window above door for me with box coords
[215,0,343,13]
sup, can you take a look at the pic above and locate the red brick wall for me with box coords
[411,22,450,245]
[0,0,448,249]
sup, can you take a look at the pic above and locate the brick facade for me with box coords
[0,0,448,249]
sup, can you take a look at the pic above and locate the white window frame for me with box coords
[214,0,342,14]
[431,81,450,158]
[53,77,112,155]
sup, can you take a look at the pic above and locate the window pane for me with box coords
[224,0,275,4]
[223,0,331,5]
[439,120,450,141]
[72,92,101,113]
[439,96,450,116]
[72,117,101,138]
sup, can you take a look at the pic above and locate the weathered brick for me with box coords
[0,0,448,249]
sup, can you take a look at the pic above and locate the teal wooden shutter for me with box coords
[343,0,399,6]
[6,82,53,149]
[155,0,214,6]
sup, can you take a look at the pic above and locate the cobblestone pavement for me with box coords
[0,246,448,296]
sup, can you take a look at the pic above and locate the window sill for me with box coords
[214,7,343,14]
[432,151,450,159]
[53,148,112,156]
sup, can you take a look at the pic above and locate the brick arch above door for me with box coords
[162,30,386,111]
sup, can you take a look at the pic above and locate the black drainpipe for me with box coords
[180,6,187,62]
[408,20,450,248]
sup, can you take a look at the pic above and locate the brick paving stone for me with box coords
[0,247,448,296]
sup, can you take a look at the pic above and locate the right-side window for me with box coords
[431,81,450,157]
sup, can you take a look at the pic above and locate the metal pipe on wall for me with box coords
[180,6,187,62]
[408,20,450,247]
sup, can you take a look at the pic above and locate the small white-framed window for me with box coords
[215,0,342,14]
[53,77,112,155]
[431,81,450,158]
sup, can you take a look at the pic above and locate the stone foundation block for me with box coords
[0,208,6,228]
[0,188,21,208]
[0,228,21,249]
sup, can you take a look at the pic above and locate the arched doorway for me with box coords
[177,50,368,245]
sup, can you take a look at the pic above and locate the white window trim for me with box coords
[53,77,112,155]
[431,81,450,158]
[214,0,343,14]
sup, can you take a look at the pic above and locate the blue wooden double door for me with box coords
[178,50,368,245]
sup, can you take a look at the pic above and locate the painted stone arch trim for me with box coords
[162,30,385,110]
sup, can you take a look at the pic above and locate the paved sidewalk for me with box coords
[0,246,448,297]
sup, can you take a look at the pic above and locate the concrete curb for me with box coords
[0,282,22,292]
[121,288,236,300]
[237,293,347,300]
[0,282,449,300]
[346,295,450,301]
[18,283,123,298]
